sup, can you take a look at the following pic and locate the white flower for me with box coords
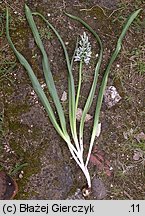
[74,32,92,64]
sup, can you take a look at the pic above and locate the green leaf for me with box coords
[86,8,142,167]
[32,11,79,148]
[6,7,64,140]
[6,6,78,155]
[25,5,67,135]
[65,13,103,153]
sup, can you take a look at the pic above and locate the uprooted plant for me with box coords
[6,4,141,195]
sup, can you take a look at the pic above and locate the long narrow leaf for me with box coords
[86,8,142,167]
[6,8,62,137]
[65,13,103,154]
[6,7,79,155]
[25,5,67,135]
[32,12,81,150]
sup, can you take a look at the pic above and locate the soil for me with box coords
[0,0,145,200]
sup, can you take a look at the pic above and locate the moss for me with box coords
[87,6,118,33]
[1,92,48,199]
[7,104,30,116]
[10,139,44,199]
[88,6,107,20]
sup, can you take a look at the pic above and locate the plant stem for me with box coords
[74,60,83,151]
[81,165,91,188]
[75,60,83,111]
